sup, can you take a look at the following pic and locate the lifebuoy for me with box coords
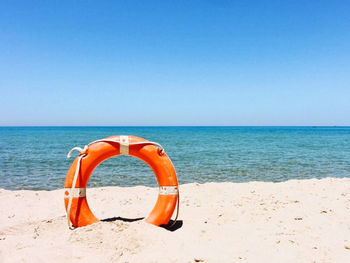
[64,135,179,229]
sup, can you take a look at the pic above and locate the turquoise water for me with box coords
[0,126,350,190]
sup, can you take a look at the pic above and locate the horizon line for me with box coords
[1,125,349,128]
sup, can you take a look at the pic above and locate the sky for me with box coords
[0,0,349,126]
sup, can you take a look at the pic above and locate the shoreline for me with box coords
[1,178,350,262]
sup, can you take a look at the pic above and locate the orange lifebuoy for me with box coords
[64,135,179,228]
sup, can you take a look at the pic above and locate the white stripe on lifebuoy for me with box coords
[64,188,86,198]
[159,186,178,195]
[119,135,129,155]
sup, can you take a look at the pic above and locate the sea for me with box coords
[0,126,349,190]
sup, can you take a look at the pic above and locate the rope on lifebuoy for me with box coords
[169,192,180,227]
[67,145,88,158]
[87,139,165,155]
[66,147,87,229]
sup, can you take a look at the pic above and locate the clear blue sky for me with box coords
[0,0,349,126]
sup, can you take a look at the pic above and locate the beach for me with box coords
[1,178,350,262]
[2,0,350,261]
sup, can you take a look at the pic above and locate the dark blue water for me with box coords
[0,126,350,190]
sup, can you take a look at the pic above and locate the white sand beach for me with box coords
[1,178,350,263]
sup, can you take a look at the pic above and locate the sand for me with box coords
[1,178,350,263]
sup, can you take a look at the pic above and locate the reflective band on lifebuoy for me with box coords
[64,187,86,198]
[64,135,179,229]
[159,186,179,195]
[119,135,129,155]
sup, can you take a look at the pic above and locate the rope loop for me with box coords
[67,145,88,159]
[87,138,165,155]
[66,153,86,229]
